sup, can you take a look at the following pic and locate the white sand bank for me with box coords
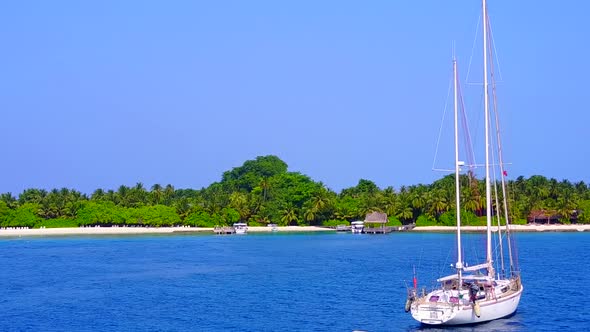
[413,224,590,232]
[1,224,586,237]
[247,226,333,233]
[0,225,334,237]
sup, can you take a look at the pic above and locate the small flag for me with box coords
[503,170,508,177]
[413,276,417,289]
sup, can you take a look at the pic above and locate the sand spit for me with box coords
[413,224,590,233]
[0,225,334,237]
[0,224,587,237]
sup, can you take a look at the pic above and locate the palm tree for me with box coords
[428,189,449,217]
[461,187,480,214]
[396,205,414,222]
[574,181,588,199]
[151,184,163,205]
[248,192,263,217]
[334,210,352,221]
[0,193,17,209]
[410,187,427,214]
[333,197,356,221]
[359,199,380,217]
[311,192,329,212]
[556,191,578,223]
[105,190,117,204]
[18,188,47,205]
[174,197,192,220]
[380,188,397,217]
[128,182,147,207]
[280,206,298,226]
[163,184,175,206]
[303,204,316,223]
[259,177,271,202]
[116,185,130,207]
[91,189,105,201]
[203,184,226,215]
[229,192,250,221]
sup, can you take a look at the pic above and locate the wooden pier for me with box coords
[336,225,351,232]
[362,224,415,234]
[213,226,235,234]
[363,226,395,234]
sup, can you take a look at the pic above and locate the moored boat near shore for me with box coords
[407,0,523,325]
[350,221,364,234]
[233,223,248,234]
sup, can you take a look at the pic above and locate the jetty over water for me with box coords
[334,211,416,234]
[336,225,351,232]
[363,224,415,234]
[213,226,235,234]
[362,212,416,234]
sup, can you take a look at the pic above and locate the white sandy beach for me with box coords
[247,226,334,233]
[0,224,587,237]
[413,224,590,232]
[0,225,335,237]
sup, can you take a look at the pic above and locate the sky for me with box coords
[0,0,588,195]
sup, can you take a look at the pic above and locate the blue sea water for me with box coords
[0,231,588,332]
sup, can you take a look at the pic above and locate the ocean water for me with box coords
[0,231,588,331]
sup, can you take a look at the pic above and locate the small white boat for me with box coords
[267,223,278,232]
[233,223,248,234]
[350,221,364,234]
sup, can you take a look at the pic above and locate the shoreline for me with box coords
[412,224,590,233]
[0,224,588,237]
[0,225,335,237]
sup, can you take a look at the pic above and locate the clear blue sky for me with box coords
[0,1,587,195]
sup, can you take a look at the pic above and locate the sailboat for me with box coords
[405,0,523,325]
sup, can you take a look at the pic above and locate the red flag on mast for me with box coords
[503,170,508,177]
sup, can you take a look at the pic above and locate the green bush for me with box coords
[511,218,527,225]
[0,201,10,222]
[184,211,222,227]
[462,213,485,226]
[2,203,40,228]
[438,211,456,226]
[76,201,125,226]
[135,205,181,227]
[416,214,437,226]
[438,210,482,226]
[322,219,347,227]
[221,207,240,224]
[34,218,79,228]
[386,216,402,226]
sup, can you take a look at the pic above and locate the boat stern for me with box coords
[410,302,456,325]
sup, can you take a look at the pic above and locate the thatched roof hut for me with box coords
[527,210,560,224]
[364,211,387,227]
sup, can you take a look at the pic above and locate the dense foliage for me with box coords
[0,156,588,228]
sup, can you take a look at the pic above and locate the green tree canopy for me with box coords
[221,155,288,192]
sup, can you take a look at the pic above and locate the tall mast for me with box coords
[488,18,513,275]
[453,56,463,284]
[488,20,515,274]
[483,0,494,278]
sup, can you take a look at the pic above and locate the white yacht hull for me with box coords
[234,228,247,234]
[411,285,523,325]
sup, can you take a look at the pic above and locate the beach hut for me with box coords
[364,211,388,231]
[527,209,561,224]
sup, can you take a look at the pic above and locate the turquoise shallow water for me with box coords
[0,232,587,331]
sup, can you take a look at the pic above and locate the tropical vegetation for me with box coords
[0,155,588,228]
